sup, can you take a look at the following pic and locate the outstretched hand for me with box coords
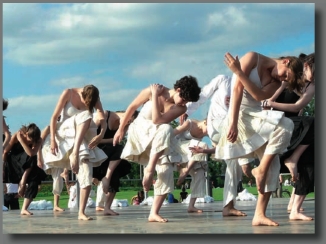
[224,52,241,74]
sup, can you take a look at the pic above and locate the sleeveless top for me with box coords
[177,119,202,141]
[96,111,116,139]
[138,100,153,120]
[61,89,84,121]
[231,53,263,110]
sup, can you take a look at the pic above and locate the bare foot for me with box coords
[251,167,266,194]
[284,158,298,181]
[96,206,104,211]
[18,182,26,197]
[69,153,79,174]
[53,206,65,212]
[289,212,313,221]
[142,169,154,192]
[223,207,247,217]
[187,207,203,213]
[252,215,279,226]
[101,176,110,194]
[148,214,168,223]
[103,209,119,216]
[78,214,93,220]
[176,172,188,186]
[21,210,33,215]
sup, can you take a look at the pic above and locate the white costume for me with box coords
[41,89,107,192]
[121,100,175,195]
[186,75,250,207]
[214,54,294,192]
[169,119,208,199]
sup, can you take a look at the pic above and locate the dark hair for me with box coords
[279,56,305,93]
[3,99,8,111]
[20,123,41,145]
[299,52,315,83]
[81,85,100,113]
[137,190,144,202]
[174,75,201,102]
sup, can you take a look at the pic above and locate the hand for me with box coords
[88,135,101,149]
[224,52,242,74]
[189,146,203,154]
[179,113,188,125]
[37,158,44,169]
[227,123,238,143]
[150,83,164,97]
[50,140,59,156]
[113,129,125,146]
[16,130,26,143]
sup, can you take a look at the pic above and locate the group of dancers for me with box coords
[2,50,314,227]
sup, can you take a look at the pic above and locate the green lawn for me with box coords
[20,185,314,209]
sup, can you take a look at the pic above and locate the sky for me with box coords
[2,3,315,146]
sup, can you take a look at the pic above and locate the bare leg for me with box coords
[287,187,304,212]
[285,145,309,181]
[289,194,312,220]
[187,198,203,213]
[18,168,32,197]
[223,200,247,217]
[143,151,164,192]
[78,185,93,220]
[53,194,65,212]
[21,198,33,215]
[241,164,253,178]
[252,192,279,226]
[177,160,196,186]
[103,192,119,216]
[251,154,275,194]
[102,159,121,194]
[70,119,91,174]
[60,168,70,191]
[148,194,168,222]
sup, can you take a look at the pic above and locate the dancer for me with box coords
[40,85,107,220]
[37,125,70,212]
[3,123,46,215]
[263,52,315,221]
[113,76,201,222]
[170,118,209,213]
[180,74,248,217]
[263,53,315,182]
[215,51,303,226]
[92,109,137,215]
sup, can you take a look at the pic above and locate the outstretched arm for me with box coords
[173,120,191,136]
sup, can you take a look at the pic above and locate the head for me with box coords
[273,56,305,93]
[137,190,145,200]
[299,52,315,83]
[81,85,100,113]
[20,123,41,145]
[173,75,201,106]
[3,99,8,111]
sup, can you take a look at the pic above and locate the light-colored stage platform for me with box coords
[3,197,315,234]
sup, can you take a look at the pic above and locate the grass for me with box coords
[20,185,314,209]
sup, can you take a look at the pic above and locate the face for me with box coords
[173,88,188,106]
[272,59,294,82]
[303,63,313,82]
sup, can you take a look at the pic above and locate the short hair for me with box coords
[174,75,201,102]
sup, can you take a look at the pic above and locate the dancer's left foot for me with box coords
[53,207,65,212]
[103,209,119,216]
[252,215,279,226]
[289,212,313,221]
[78,214,93,220]
[148,214,168,223]
[223,207,247,217]
[187,207,203,213]
[21,210,33,215]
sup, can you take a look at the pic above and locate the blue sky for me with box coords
[2,3,315,146]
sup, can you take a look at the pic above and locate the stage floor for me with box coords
[3,197,315,234]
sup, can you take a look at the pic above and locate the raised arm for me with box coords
[113,87,151,146]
